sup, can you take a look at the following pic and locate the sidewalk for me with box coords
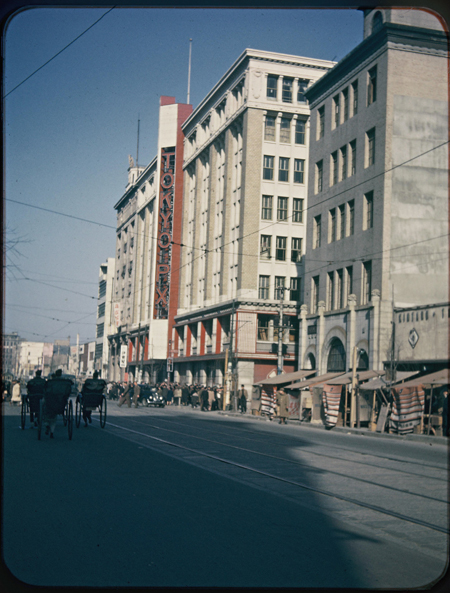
[218,410,448,446]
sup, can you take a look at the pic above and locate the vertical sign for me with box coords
[119,345,128,368]
[114,302,121,328]
[154,147,175,319]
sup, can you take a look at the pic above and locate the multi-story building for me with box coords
[2,332,21,377]
[301,8,448,375]
[108,97,192,383]
[18,341,54,378]
[78,341,96,377]
[95,258,115,378]
[173,49,335,395]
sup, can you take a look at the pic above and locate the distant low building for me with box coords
[2,332,21,377]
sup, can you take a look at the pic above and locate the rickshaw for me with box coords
[75,381,107,428]
[37,379,74,440]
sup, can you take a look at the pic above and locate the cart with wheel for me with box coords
[75,378,107,429]
[22,375,47,430]
[37,378,73,440]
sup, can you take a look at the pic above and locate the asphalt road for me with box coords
[2,401,449,589]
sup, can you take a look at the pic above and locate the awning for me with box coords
[359,371,419,391]
[325,370,384,385]
[393,368,450,390]
[284,372,345,390]
[255,369,316,386]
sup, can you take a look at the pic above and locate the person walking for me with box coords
[200,386,209,411]
[238,384,248,414]
[43,369,72,438]
[132,381,141,408]
[118,382,132,408]
[276,388,289,424]
[174,384,182,406]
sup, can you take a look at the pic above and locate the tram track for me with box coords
[103,413,449,536]
[117,410,448,481]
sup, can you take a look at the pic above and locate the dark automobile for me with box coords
[139,384,165,408]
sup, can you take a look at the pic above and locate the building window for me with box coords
[333,95,340,129]
[346,266,353,304]
[340,145,347,181]
[366,128,375,167]
[267,75,278,99]
[264,115,276,141]
[313,215,321,249]
[96,323,104,338]
[331,151,338,186]
[342,87,349,121]
[261,195,273,219]
[277,197,288,221]
[282,77,293,102]
[367,66,377,106]
[317,106,325,139]
[279,117,291,143]
[294,159,305,184]
[351,80,358,116]
[99,280,107,298]
[336,269,344,309]
[364,191,374,230]
[97,302,106,318]
[295,119,306,144]
[278,157,289,182]
[350,140,356,176]
[347,200,355,236]
[362,261,372,304]
[259,276,270,300]
[329,208,336,243]
[316,160,323,193]
[260,235,272,259]
[290,277,301,301]
[291,237,302,262]
[274,276,286,300]
[338,204,345,240]
[311,276,320,313]
[275,236,287,261]
[263,155,274,180]
[257,314,271,340]
[327,272,335,310]
[297,79,309,102]
[292,198,303,223]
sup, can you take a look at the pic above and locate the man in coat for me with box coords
[132,381,141,408]
[118,381,132,408]
[276,387,289,424]
[238,384,248,414]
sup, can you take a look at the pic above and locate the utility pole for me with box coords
[277,287,286,375]
[229,300,237,412]
[223,347,229,411]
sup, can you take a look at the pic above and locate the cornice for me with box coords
[305,23,448,106]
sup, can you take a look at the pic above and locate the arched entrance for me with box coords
[307,353,316,370]
[358,349,369,371]
[327,338,346,372]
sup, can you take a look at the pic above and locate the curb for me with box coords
[217,411,448,445]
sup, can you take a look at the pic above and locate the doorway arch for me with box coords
[327,338,346,372]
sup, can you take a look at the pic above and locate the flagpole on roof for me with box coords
[187,38,192,104]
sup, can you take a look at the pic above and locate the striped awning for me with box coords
[255,369,316,386]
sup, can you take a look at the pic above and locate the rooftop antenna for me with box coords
[187,38,192,104]
[136,115,140,169]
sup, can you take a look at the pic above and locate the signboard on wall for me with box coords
[154,146,175,320]
[119,345,128,368]
[114,303,121,328]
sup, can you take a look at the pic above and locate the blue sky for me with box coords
[3,7,364,344]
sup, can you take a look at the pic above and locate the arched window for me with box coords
[372,11,383,34]
[307,352,316,370]
[327,338,346,372]
[358,349,369,371]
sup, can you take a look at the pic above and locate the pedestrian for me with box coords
[118,382,132,408]
[181,384,189,406]
[26,370,46,426]
[132,381,141,408]
[238,384,248,414]
[81,370,106,426]
[200,386,209,411]
[10,380,21,406]
[43,369,72,438]
[251,385,261,416]
[276,388,289,424]
[173,384,182,406]
[166,384,174,405]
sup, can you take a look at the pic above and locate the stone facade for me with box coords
[173,49,335,398]
[302,8,448,374]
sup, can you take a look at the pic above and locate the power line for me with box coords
[3,7,116,99]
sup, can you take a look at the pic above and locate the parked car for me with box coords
[139,384,165,407]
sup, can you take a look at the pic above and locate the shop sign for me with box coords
[119,345,128,368]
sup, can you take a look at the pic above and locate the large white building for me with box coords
[173,49,335,394]
[108,98,192,383]
[300,8,448,375]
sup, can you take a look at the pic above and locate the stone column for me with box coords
[277,75,283,101]
[317,301,326,375]
[371,289,381,370]
[299,304,308,370]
